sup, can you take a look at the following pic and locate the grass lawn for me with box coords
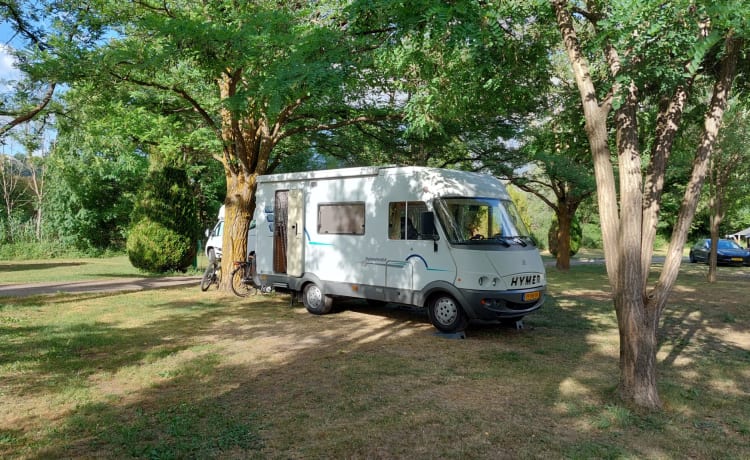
[0,257,748,459]
[0,255,207,284]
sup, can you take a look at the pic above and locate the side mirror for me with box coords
[420,212,439,240]
[205,228,210,238]
[420,212,440,251]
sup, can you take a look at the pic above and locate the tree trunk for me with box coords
[35,208,42,241]
[555,202,577,271]
[617,294,661,408]
[215,71,273,291]
[29,159,45,241]
[708,234,719,283]
[219,171,257,290]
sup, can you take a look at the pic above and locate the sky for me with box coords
[1,22,20,155]
[0,21,22,83]
[1,20,46,156]
[0,43,20,83]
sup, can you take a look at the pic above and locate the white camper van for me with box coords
[248,166,546,333]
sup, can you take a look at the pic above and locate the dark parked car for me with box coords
[689,238,750,266]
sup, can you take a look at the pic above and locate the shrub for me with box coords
[127,219,193,272]
[131,167,200,241]
[127,166,199,273]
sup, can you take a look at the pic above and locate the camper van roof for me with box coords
[257,166,387,183]
[258,165,499,182]
[257,166,508,200]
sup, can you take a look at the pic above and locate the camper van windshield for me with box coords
[435,197,532,245]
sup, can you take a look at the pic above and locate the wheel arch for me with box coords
[292,272,324,294]
[417,281,475,319]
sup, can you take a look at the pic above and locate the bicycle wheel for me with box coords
[230,264,253,297]
[213,265,221,288]
[201,263,218,291]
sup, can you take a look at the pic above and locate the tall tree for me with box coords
[353,1,583,269]
[550,0,747,409]
[480,69,596,270]
[43,87,150,252]
[706,100,750,281]
[8,119,49,240]
[36,1,392,284]
[0,153,26,241]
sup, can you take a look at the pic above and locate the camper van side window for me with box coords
[389,201,428,240]
[317,202,366,235]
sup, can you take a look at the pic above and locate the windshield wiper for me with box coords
[493,235,529,247]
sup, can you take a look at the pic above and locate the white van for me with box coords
[205,205,257,262]
[246,166,546,333]
[204,205,225,261]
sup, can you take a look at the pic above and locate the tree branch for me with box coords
[0,0,49,50]
[111,71,222,140]
[653,34,742,313]
[279,113,401,140]
[0,82,56,138]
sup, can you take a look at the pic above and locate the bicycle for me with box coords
[230,253,271,297]
[200,259,221,291]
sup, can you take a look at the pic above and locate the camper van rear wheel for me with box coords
[428,294,467,333]
[302,283,333,315]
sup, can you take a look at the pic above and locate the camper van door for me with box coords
[286,189,305,277]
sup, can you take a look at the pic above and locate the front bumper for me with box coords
[460,287,545,321]
[717,255,746,266]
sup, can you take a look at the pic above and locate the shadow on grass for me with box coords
[0,277,199,299]
[33,361,265,459]
[0,262,86,272]
[0,284,597,458]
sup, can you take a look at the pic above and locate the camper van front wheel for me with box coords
[302,283,333,315]
[428,295,467,333]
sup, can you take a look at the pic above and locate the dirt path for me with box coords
[0,276,201,298]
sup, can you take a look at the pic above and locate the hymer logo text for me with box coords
[510,274,541,287]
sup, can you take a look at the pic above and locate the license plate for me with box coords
[732,257,743,262]
[523,291,541,302]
